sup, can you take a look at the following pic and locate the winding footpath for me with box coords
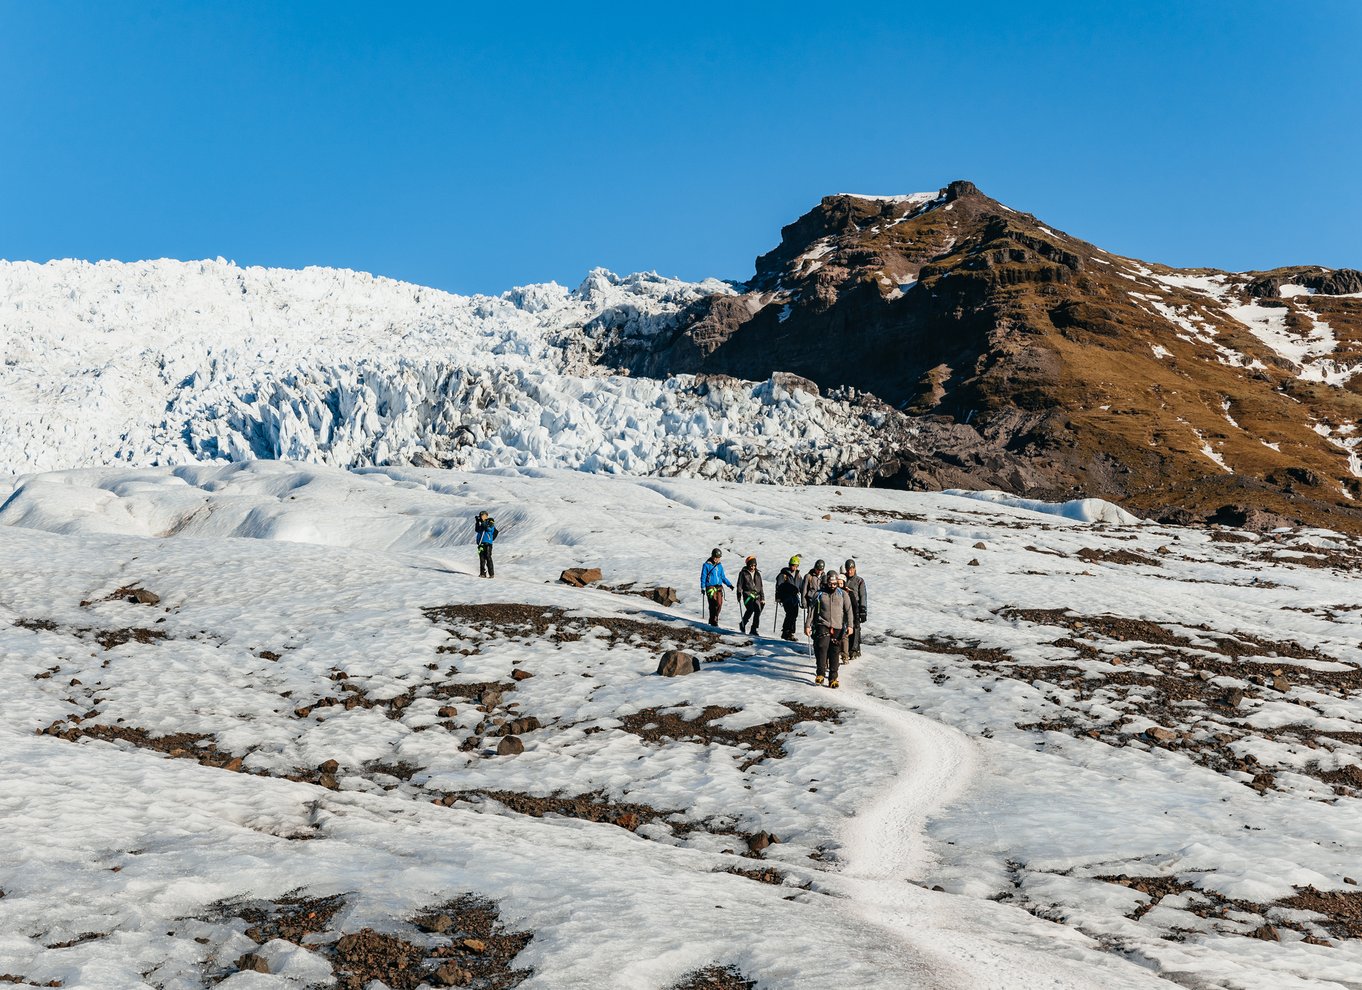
[819,651,1174,989]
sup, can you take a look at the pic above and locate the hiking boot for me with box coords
[814,676,824,686]
[829,679,839,689]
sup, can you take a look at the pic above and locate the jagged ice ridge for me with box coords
[0,259,903,482]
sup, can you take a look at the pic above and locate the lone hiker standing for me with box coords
[775,555,803,640]
[805,570,854,688]
[475,511,498,578]
[736,556,764,635]
[700,548,734,627]
[843,559,867,661]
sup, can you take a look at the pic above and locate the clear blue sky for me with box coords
[2,2,1359,295]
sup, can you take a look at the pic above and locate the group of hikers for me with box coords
[700,549,867,689]
[471,513,868,688]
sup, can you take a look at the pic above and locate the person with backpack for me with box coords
[775,555,803,640]
[801,559,827,614]
[700,548,734,627]
[843,559,867,661]
[736,556,764,635]
[805,570,854,688]
[474,511,498,578]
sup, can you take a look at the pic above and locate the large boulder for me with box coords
[559,567,604,587]
[656,650,699,676]
[644,586,679,606]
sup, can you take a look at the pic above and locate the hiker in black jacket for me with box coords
[736,556,764,635]
[775,555,803,640]
[843,559,867,661]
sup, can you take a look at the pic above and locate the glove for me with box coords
[859,610,867,622]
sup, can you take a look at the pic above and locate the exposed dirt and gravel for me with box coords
[667,964,757,990]
[617,702,841,771]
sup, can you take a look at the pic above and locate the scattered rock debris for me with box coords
[423,603,727,656]
[14,617,168,651]
[80,585,161,607]
[617,702,841,771]
[202,892,533,988]
[667,964,757,990]
[433,788,767,854]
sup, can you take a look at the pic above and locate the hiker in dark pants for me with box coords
[775,555,803,640]
[805,570,854,688]
[736,556,764,635]
[475,511,498,578]
[843,559,867,661]
[700,548,734,627]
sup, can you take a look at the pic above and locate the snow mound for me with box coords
[942,489,1145,525]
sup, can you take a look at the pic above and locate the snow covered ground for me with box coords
[0,260,901,485]
[3,462,1362,988]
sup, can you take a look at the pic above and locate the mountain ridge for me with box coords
[581,180,1362,531]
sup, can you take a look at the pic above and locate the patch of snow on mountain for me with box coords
[1226,301,1336,371]
[1222,398,1241,430]
[794,240,836,276]
[1312,422,1362,479]
[1152,272,1234,300]
[838,192,937,206]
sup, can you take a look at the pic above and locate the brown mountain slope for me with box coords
[585,181,1362,530]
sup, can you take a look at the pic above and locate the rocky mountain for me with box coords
[583,181,1362,531]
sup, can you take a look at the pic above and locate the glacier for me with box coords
[0,259,905,482]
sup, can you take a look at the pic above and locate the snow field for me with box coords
[2,464,1362,987]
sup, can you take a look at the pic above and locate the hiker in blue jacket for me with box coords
[700,548,734,627]
[475,511,498,578]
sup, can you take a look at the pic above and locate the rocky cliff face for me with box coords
[584,181,1362,530]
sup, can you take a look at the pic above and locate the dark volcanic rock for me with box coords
[656,650,699,676]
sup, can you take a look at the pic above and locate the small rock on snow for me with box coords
[656,650,699,677]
